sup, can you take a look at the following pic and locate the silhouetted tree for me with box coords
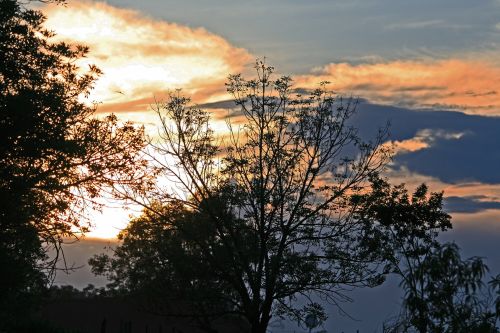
[45,284,110,300]
[0,0,150,329]
[90,199,246,332]
[353,178,500,332]
[101,61,391,333]
[385,244,500,333]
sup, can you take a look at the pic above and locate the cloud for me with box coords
[296,59,500,116]
[51,238,112,288]
[40,2,500,239]
[349,102,500,184]
[40,1,256,239]
[43,1,252,115]
[383,166,500,211]
[41,2,500,119]
[385,20,472,31]
[386,128,466,155]
[382,165,500,217]
[352,103,500,213]
[200,99,500,215]
[444,196,500,214]
[385,20,445,30]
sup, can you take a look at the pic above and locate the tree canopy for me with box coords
[0,0,150,328]
[2,1,499,332]
[92,61,394,333]
[90,199,246,332]
[353,178,500,332]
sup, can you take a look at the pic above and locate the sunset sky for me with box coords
[41,0,500,330]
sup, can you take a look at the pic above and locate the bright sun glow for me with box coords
[40,2,500,239]
[84,206,137,239]
[43,1,251,113]
[41,1,251,239]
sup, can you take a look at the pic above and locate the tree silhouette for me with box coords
[100,61,391,333]
[386,243,500,333]
[353,178,500,332]
[90,199,247,332]
[0,0,150,328]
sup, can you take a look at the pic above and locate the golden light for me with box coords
[40,1,252,239]
[296,59,500,116]
[40,2,500,239]
[43,1,251,116]
[84,206,137,239]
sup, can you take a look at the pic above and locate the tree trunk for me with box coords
[249,311,271,333]
[250,321,270,333]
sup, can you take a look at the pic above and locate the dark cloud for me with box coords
[52,239,112,288]
[350,102,500,184]
[465,90,498,97]
[198,99,500,185]
[198,99,238,109]
[393,85,447,92]
[347,83,392,91]
[444,196,500,213]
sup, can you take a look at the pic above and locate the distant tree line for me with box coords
[1,0,499,332]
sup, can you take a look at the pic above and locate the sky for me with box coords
[39,0,500,331]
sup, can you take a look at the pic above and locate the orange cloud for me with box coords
[385,166,500,206]
[40,2,500,238]
[43,1,252,115]
[41,1,255,238]
[42,3,500,118]
[379,129,467,160]
[452,209,500,233]
[391,138,428,153]
[296,59,500,116]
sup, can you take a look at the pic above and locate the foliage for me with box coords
[47,284,110,300]
[353,177,499,332]
[0,0,150,329]
[90,200,246,332]
[352,177,452,277]
[388,244,500,333]
[98,61,391,333]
